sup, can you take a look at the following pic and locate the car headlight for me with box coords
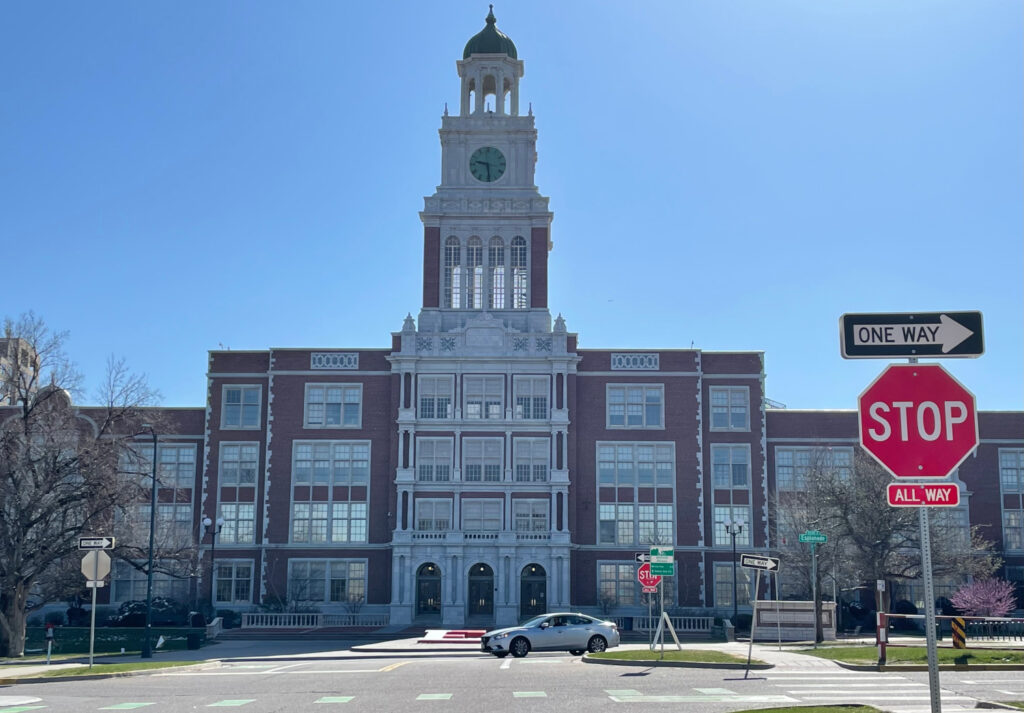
[490,632,509,641]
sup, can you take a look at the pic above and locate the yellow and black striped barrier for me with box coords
[951,617,966,649]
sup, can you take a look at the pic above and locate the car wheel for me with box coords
[510,637,530,658]
[587,635,607,653]
[493,652,509,659]
[569,649,585,656]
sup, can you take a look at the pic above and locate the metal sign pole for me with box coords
[775,572,782,651]
[659,580,665,659]
[811,542,818,648]
[919,506,941,713]
[745,569,761,679]
[89,555,98,669]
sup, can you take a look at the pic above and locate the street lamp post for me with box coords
[724,519,745,620]
[140,424,158,659]
[202,516,224,618]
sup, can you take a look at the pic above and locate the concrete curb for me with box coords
[0,661,221,684]
[833,661,1024,672]
[581,655,772,669]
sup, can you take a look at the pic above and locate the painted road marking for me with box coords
[378,662,409,672]
[961,679,1024,684]
[784,683,927,688]
[0,707,46,712]
[695,688,736,695]
[605,689,641,697]
[416,694,453,701]
[793,695,974,701]
[206,701,256,707]
[512,692,547,698]
[500,659,512,670]
[315,697,354,703]
[609,695,799,703]
[99,705,157,710]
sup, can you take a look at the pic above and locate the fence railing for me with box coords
[876,613,1024,663]
[241,612,390,629]
[621,616,714,634]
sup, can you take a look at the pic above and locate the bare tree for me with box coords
[0,314,159,656]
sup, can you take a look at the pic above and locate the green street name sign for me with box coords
[649,547,675,576]
[799,530,827,544]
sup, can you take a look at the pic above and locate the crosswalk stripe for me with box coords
[206,701,256,707]
[512,692,547,698]
[416,694,453,701]
[315,697,354,703]
[99,705,156,710]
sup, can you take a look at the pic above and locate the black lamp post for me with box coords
[724,519,745,620]
[140,424,158,659]
[202,516,224,617]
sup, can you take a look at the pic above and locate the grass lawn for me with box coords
[800,646,1024,665]
[729,707,878,713]
[588,649,763,664]
[32,660,200,678]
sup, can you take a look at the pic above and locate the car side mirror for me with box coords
[539,622,549,629]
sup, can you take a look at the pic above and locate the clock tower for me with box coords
[418,5,554,334]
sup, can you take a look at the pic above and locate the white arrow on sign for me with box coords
[852,314,974,354]
[79,537,115,550]
[739,554,780,572]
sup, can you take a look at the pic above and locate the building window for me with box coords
[514,376,548,420]
[1000,449,1024,493]
[121,443,197,488]
[514,438,549,482]
[220,443,258,485]
[488,237,505,309]
[214,561,253,604]
[598,503,635,545]
[513,499,549,532]
[220,503,256,544]
[292,502,367,544]
[112,560,188,603]
[464,375,503,419]
[1007,566,1024,606]
[293,441,370,485]
[463,438,503,482]
[638,505,673,544]
[598,563,636,607]
[222,386,261,429]
[511,236,528,309]
[416,499,452,531]
[714,561,753,609]
[418,375,454,419]
[416,438,452,482]
[598,443,674,486]
[775,446,853,491]
[712,445,750,488]
[1003,510,1023,551]
[444,236,462,309]
[713,505,751,547]
[467,236,484,309]
[305,384,361,428]
[709,386,749,431]
[607,385,664,428]
[463,499,502,531]
[288,560,366,605]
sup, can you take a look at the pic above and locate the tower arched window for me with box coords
[444,237,462,309]
[511,236,528,309]
[488,237,505,309]
[467,237,483,309]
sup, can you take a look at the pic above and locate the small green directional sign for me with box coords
[798,530,827,544]
[649,547,675,576]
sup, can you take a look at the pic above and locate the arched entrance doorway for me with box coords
[416,563,441,619]
[467,563,494,622]
[520,563,546,619]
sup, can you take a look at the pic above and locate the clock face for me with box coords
[469,146,506,183]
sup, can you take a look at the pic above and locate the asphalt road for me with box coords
[1,650,1020,713]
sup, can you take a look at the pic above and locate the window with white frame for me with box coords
[150,504,192,547]
[709,386,749,431]
[713,561,753,608]
[607,385,664,428]
[511,236,528,309]
[292,502,367,544]
[416,438,452,482]
[214,561,253,604]
[222,386,261,428]
[220,443,258,485]
[514,438,549,482]
[462,499,502,531]
[464,375,503,419]
[931,503,969,547]
[598,563,636,607]
[638,504,673,544]
[713,505,751,546]
[305,384,361,428]
[418,375,454,419]
[444,236,462,309]
[598,503,635,545]
[598,443,674,486]
[220,503,256,544]
[463,438,503,482]
[416,499,452,531]
[467,236,484,309]
[112,560,188,603]
[514,376,548,420]
[1000,449,1024,493]
[120,443,197,488]
[513,499,549,532]
[1007,566,1024,604]
[293,441,370,485]
[775,446,853,491]
[288,560,366,604]
[1003,510,1023,551]
[712,444,750,488]
[488,237,505,309]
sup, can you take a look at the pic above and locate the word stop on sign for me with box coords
[866,400,969,443]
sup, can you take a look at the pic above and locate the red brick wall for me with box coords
[530,227,547,308]
[423,227,440,308]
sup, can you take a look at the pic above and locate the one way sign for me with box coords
[840,311,983,359]
[79,537,115,550]
[739,554,780,572]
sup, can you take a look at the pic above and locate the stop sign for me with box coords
[858,364,978,477]
[637,562,662,588]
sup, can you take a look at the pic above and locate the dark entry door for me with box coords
[520,564,547,618]
[416,563,441,616]
[467,563,494,617]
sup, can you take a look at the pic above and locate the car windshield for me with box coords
[520,615,549,628]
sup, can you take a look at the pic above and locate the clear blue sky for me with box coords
[2,1,1021,411]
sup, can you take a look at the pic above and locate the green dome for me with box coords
[463,6,517,59]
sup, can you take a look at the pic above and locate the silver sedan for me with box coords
[480,612,621,658]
